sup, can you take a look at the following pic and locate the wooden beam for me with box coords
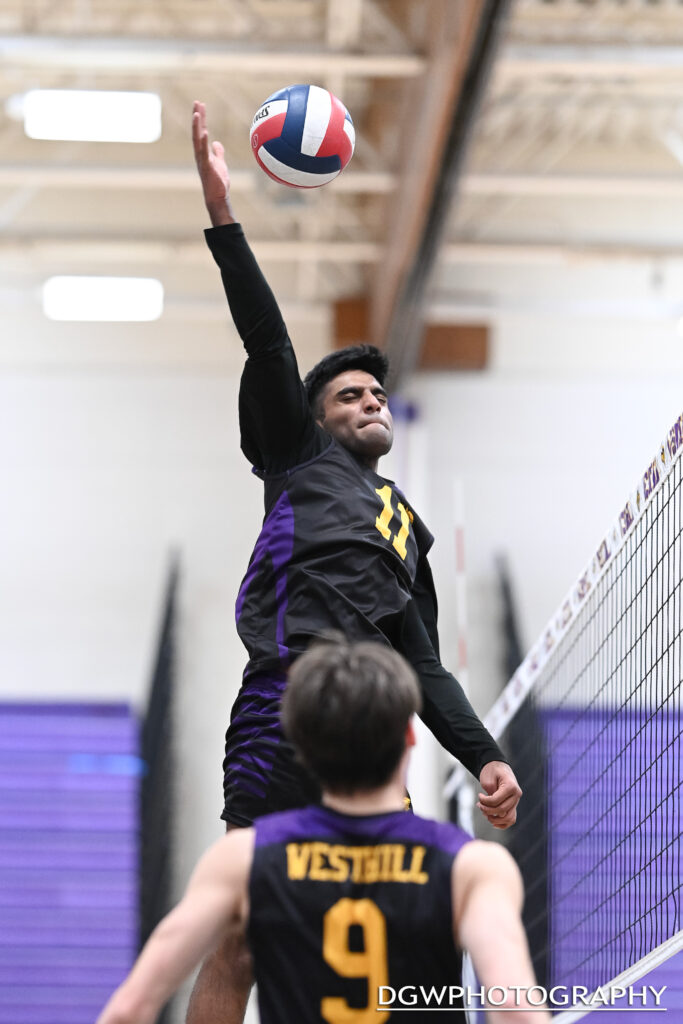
[368,1,510,382]
[0,165,395,193]
[0,36,425,77]
[0,236,381,265]
[499,43,683,82]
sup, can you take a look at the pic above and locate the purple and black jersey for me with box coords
[224,434,433,825]
[237,437,433,672]
[206,224,505,826]
[249,804,471,1024]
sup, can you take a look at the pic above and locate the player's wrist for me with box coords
[206,197,236,227]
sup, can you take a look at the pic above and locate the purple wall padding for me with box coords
[0,703,142,1024]
[546,707,681,998]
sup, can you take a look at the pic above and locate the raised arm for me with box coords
[95,828,254,1024]
[453,841,550,1024]
[192,100,322,473]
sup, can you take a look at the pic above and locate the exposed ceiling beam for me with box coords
[0,36,424,76]
[498,43,683,80]
[369,1,488,352]
[439,242,683,265]
[426,297,683,321]
[0,237,381,264]
[0,165,394,193]
[372,0,511,382]
[5,236,683,270]
[5,164,683,200]
[460,173,683,199]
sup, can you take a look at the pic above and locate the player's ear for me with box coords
[405,717,417,749]
[314,401,327,428]
[313,383,330,427]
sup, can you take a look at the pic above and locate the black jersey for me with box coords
[249,804,471,1024]
[236,437,434,672]
[205,224,505,825]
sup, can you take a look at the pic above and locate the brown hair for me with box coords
[281,635,421,794]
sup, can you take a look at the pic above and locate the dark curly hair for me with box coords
[303,344,390,417]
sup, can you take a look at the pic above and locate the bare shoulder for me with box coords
[455,839,519,882]
[452,840,522,905]
[214,826,255,867]
[190,826,256,886]
[224,826,256,857]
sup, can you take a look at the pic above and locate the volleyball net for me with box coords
[446,410,683,1017]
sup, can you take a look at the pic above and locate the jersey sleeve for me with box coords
[204,223,325,473]
[410,555,441,657]
[398,581,506,779]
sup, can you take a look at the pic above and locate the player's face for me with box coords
[317,370,394,467]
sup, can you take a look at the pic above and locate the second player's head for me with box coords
[303,345,393,467]
[282,636,421,794]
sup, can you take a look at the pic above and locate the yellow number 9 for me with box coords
[321,898,390,1023]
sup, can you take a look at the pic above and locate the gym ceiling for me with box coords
[3,1,683,382]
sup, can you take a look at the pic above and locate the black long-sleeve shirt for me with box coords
[206,222,504,779]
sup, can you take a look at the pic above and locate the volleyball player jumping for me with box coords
[186,101,522,1024]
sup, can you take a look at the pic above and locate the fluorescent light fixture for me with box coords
[24,89,161,143]
[42,276,164,322]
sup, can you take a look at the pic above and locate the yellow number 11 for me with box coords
[321,898,390,1023]
[374,485,411,561]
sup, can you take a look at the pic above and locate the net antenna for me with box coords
[445,411,683,1011]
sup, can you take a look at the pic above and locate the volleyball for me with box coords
[250,84,355,188]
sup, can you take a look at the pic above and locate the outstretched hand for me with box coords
[192,100,235,226]
[477,761,522,829]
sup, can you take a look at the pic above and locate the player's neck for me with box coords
[361,454,380,472]
[322,779,406,817]
[346,447,379,473]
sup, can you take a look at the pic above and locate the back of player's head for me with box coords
[303,345,389,418]
[282,635,421,794]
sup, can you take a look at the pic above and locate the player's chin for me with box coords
[357,424,393,455]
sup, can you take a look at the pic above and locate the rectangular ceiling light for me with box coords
[42,276,164,322]
[24,89,161,143]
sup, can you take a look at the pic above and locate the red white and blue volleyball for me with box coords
[250,84,355,188]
